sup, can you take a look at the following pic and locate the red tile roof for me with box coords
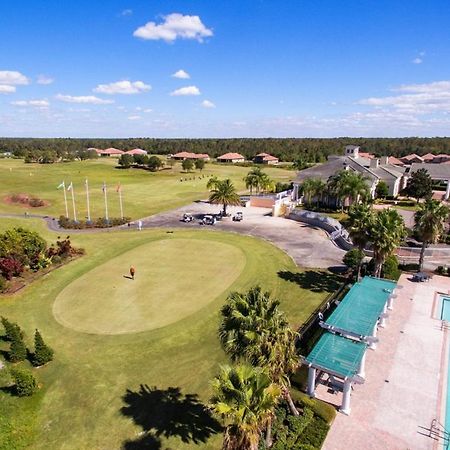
[422,153,436,161]
[358,152,375,159]
[125,148,147,155]
[98,147,124,155]
[217,152,245,160]
[388,156,405,166]
[262,154,279,161]
[173,151,209,159]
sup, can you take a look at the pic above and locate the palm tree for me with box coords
[369,208,406,277]
[209,179,241,216]
[345,172,370,205]
[243,172,259,194]
[302,178,325,206]
[210,364,280,450]
[219,287,300,419]
[206,175,220,190]
[414,199,450,270]
[327,171,349,210]
[347,203,373,279]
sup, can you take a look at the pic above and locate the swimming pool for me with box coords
[440,295,450,440]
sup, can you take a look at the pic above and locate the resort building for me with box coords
[172,152,210,161]
[253,152,279,165]
[400,153,424,164]
[409,163,450,200]
[217,152,245,163]
[294,145,406,200]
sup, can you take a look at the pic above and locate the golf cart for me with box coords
[201,215,216,225]
[182,213,194,223]
[233,212,244,222]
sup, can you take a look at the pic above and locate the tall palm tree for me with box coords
[243,172,259,194]
[369,208,406,277]
[345,172,370,205]
[302,178,325,206]
[347,203,373,279]
[209,179,241,216]
[414,199,450,270]
[219,287,300,419]
[210,364,280,450]
[327,170,350,210]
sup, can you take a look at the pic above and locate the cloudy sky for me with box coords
[0,0,449,137]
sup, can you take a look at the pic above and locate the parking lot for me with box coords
[134,201,347,269]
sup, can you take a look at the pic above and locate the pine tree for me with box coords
[1,316,16,340]
[32,329,54,366]
[9,325,27,362]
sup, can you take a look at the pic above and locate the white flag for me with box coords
[57,181,65,189]
[67,182,73,191]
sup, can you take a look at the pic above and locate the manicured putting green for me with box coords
[53,238,246,335]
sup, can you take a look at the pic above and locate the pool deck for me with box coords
[321,273,450,450]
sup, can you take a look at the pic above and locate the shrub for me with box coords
[148,155,163,171]
[343,248,365,272]
[118,154,134,168]
[0,257,24,280]
[194,159,205,171]
[382,255,401,281]
[32,329,54,366]
[375,181,389,199]
[58,216,130,229]
[10,368,37,397]
[182,159,194,172]
[28,197,45,207]
[299,417,329,448]
[0,276,6,293]
[9,325,27,362]
[290,390,336,424]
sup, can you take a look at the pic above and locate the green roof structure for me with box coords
[325,276,396,337]
[305,332,367,379]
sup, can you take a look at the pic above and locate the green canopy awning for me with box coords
[325,276,396,337]
[305,332,367,379]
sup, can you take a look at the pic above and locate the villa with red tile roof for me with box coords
[125,148,147,155]
[217,152,245,163]
[95,148,124,157]
[172,152,210,161]
[253,153,279,165]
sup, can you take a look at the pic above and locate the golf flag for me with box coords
[57,181,65,189]
[67,182,73,191]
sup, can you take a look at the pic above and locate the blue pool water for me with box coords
[441,296,450,438]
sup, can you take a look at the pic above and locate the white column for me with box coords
[357,350,366,379]
[340,379,352,415]
[307,367,316,397]
[445,180,450,201]
[369,322,378,350]
[379,304,388,328]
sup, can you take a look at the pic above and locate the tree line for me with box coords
[2,137,450,163]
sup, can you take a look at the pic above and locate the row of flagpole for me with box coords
[57,180,123,222]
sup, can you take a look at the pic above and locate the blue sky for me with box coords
[0,0,449,137]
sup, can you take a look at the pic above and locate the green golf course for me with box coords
[0,158,294,220]
[0,217,339,449]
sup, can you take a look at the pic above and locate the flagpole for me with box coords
[62,182,69,218]
[103,182,109,222]
[85,179,91,222]
[70,183,77,222]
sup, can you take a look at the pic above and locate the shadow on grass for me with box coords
[121,385,222,450]
[278,270,342,293]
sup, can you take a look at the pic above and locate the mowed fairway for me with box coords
[0,158,294,220]
[0,218,339,450]
[54,238,246,334]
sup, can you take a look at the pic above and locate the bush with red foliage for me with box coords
[0,257,24,280]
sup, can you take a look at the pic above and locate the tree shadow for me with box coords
[278,270,343,293]
[121,385,222,449]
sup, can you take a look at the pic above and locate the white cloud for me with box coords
[0,71,29,85]
[56,94,114,104]
[11,99,49,108]
[128,115,141,120]
[93,80,151,95]
[133,13,213,42]
[37,75,54,85]
[0,85,16,94]
[412,57,423,64]
[172,69,190,79]
[170,85,201,96]
[358,80,450,114]
[143,108,153,113]
[201,100,215,108]
[120,9,133,16]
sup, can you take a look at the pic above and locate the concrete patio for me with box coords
[322,273,450,450]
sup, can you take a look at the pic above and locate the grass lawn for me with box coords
[0,158,294,220]
[0,218,338,450]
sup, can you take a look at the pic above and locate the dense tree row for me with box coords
[1,137,450,162]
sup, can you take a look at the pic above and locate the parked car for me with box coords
[182,213,194,222]
[233,212,244,222]
[202,215,216,225]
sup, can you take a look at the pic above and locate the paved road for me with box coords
[132,202,347,269]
